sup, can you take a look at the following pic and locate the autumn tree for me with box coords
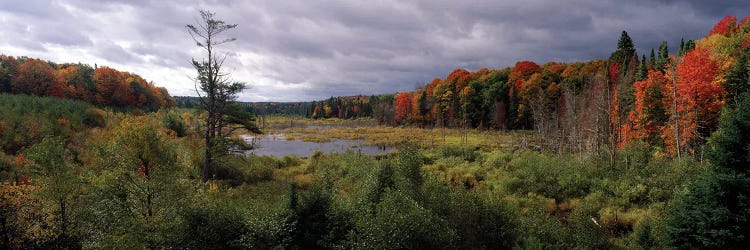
[94,67,135,107]
[11,58,59,96]
[187,10,260,182]
[394,92,413,124]
[709,15,739,37]
[623,70,668,146]
[664,47,725,155]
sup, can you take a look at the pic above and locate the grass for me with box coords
[258,116,538,151]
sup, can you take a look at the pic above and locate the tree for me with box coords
[84,116,187,248]
[94,67,135,107]
[665,47,724,154]
[655,41,669,70]
[623,70,668,146]
[394,92,413,124]
[24,136,81,246]
[11,58,58,96]
[705,91,750,173]
[709,15,738,37]
[724,54,749,105]
[634,55,647,81]
[0,55,19,93]
[610,30,635,64]
[187,10,259,182]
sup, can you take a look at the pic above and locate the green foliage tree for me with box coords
[85,117,186,248]
[635,55,647,81]
[666,92,750,248]
[665,172,750,248]
[611,30,636,64]
[724,54,749,105]
[656,41,669,70]
[24,136,81,247]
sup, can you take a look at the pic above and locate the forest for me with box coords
[1,13,750,249]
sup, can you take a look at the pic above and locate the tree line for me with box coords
[0,56,175,111]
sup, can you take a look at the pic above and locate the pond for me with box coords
[240,134,394,158]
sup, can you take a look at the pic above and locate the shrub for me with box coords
[83,108,106,128]
[163,111,187,137]
[176,203,248,249]
[439,145,479,162]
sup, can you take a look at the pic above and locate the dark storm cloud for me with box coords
[0,0,744,101]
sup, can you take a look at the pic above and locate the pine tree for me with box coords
[635,55,647,81]
[611,31,636,64]
[679,37,685,56]
[649,49,656,68]
[724,54,749,105]
[656,41,669,70]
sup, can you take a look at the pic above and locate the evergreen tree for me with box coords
[656,41,669,70]
[649,48,656,69]
[724,54,749,105]
[666,92,750,248]
[611,30,636,63]
[679,37,685,56]
[635,55,647,81]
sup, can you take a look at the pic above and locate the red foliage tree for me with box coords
[394,91,413,123]
[664,47,725,153]
[622,70,669,146]
[509,61,542,93]
[709,15,738,36]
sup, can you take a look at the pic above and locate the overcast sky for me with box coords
[0,0,747,102]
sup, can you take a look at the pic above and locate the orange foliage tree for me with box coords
[94,67,136,107]
[622,70,669,146]
[663,47,725,154]
[11,58,59,96]
[394,91,413,124]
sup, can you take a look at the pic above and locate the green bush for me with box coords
[176,203,249,249]
[350,189,457,249]
[440,145,480,162]
[502,151,593,200]
[163,111,187,137]
[83,108,107,128]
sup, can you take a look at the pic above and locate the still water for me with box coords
[241,134,393,158]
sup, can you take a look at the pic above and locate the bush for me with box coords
[176,203,249,249]
[212,156,274,186]
[83,108,107,128]
[163,111,187,137]
[439,145,479,162]
[502,151,593,200]
[350,189,457,249]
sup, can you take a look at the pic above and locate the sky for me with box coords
[0,0,747,102]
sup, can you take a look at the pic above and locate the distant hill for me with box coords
[0,55,174,111]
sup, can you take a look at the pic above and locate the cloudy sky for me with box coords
[0,0,747,102]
